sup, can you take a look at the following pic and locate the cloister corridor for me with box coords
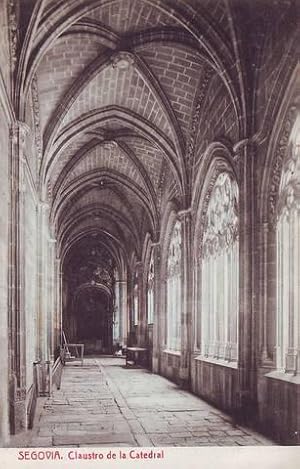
[12,358,272,448]
[0,0,299,449]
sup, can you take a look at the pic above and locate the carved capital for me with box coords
[135,261,143,276]
[151,242,161,266]
[178,207,192,222]
[233,138,251,160]
[151,241,160,247]
[38,201,50,214]
[10,121,30,149]
[15,387,26,402]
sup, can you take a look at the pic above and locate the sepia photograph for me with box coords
[0,0,299,463]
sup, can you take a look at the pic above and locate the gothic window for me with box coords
[276,138,300,374]
[166,220,182,351]
[147,250,154,325]
[200,172,239,363]
[133,271,138,326]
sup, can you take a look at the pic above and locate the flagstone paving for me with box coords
[20,358,274,447]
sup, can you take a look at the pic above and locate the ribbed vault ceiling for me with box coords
[17,0,259,265]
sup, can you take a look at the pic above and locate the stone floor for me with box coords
[19,358,274,447]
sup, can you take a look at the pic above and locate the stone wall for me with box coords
[0,100,10,445]
[160,351,181,385]
[257,370,300,445]
[0,0,11,92]
[191,359,238,415]
[24,170,38,392]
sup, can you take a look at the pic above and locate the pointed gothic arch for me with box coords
[194,163,239,363]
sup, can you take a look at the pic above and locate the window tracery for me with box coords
[276,137,300,374]
[200,172,239,363]
[147,250,154,325]
[133,271,139,326]
[166,220,182,351]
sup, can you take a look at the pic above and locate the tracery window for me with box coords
[200,172,239,363]
[276,138,300,374]
[133,271,138,326]
[166,220,182,351]
[147,250,154,325]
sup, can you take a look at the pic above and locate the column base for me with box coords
[179,350,190,388]
[9,382,27,434]
[152,356,159,373]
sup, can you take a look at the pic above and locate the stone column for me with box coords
[235,140,257,421]
[113,279,120,345]
[54,257,62,353]
[259,221,275,366]
[178,209,192,387]
[119,279,127,346]
[37,201,50,362]
[152,242,161,373]
[48,238,56,361]
[114,277,126,346]
[8,121,29,433]
[135,261,146,346]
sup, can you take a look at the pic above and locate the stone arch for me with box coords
[192,152,239,361]
[257,64,300,368]
[159,203,182,352]
[192,146,238,260]
[159,201,181,283]
[260,63,300,225]
[141,232,153,284]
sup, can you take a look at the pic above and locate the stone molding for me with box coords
[269,106,297,223]
[7,0,18,72]
[31,75,43,163]
[10,120,30,147]
[202,173,239,259]
[167,220,182,277]
[197,167,238,260]
[187,66,214,169]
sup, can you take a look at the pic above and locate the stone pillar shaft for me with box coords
[152,243,161,373]
[236,141,258,418]
[178,209,192,386]
[8,121,29,433]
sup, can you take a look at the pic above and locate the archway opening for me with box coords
[75,286,113,354]
[62,235,118,356]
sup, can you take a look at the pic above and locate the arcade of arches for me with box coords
[0,0,299,447]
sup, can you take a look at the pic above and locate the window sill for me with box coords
[265,370,300,384]
[194,355,238,370]
[163,349,181,356]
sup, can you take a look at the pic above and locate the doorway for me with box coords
[75,286,113,354]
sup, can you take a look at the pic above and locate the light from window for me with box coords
[166,220,182,351]
[276,138,300,374]
[147,250,154,324]
[200,172,239,363]
[133,272,138,326]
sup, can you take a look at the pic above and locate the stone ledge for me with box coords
[163,349,181,356]
[194,355,238,370]
[265,370,300,384]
